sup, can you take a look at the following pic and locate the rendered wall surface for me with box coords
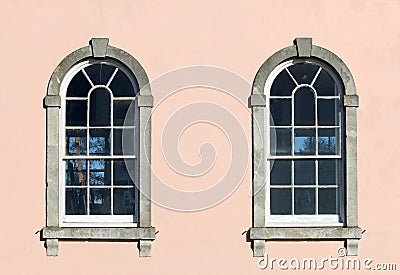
[0,0,399,274]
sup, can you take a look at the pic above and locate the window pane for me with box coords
[288,63,319,85]
[294,129,316,155]
[294,188,315,214]
[89,129,111,155]
[318,159,340,185]
[89,88,111,126]
[313,69,338,96]
[114,100,134,126]
[294,160,315,185]
[270,160,291,185]
[114,129,135,156]
[318,99,340,126]
[270,99,291,126]
[66,129,87,156]
[67,70,91,97]
[271,128,291,156]
[89,159,111,186]
[318,188,338,214]
[65,188,87,215]
[114,160,134,186]
[65,160,87,186]
[109,70,137,97]
[89,188,111,215]
[270,70,296,96]
[66,100,87,126]
[270,188,292,215]
[294,87,315,126]
[318,128,339,155]
[113,188,135,215]
[84,64,115,85]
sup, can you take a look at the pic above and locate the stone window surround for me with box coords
[42,38,155,257]
[248,38,361,257]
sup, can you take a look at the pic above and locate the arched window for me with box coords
[249,38,361,257]
[42,39,155,257]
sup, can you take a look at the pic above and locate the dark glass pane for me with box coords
[89,129,111,155]
[114,129,135,155]
[270,70,296,96]
[65,160,87,186]
[288,63,319,84]
[318,99,340,126]
[114,188,135,215]
[318,159,340,185]
[67,70,91,97]
[114,100,134,126]
[65,188,87,215]
[294,160,315,185]
[89,159,111,186]
[270,188,292,215]
[109,70,138,97]
[294,87,315,126]
[89,88,111,126]
[66,129,87,156]
[66,100,87,126]
[84,64,116,85]
[318,188,338,214]
[294,129,316,155]
[270,160,291,185]
[114,160,134,186]
[89,188,111,215]
[294,188,315,214]
[271,128,291,156]
[313,69,338,96]
[318,128,339,155]
[270,99,291,126]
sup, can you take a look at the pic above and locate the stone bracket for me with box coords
[345,239,360,256]
[344,95,360,107]
[294,37,312,57]
[248,94,266,107]
[139,240,152,257]
[43,95,61,108]
[137,95,154,107]
[45,239,59,256]
[90,38,109,58]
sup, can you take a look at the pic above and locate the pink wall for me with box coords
[1,0,399,274]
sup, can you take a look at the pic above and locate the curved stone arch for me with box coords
[248,38,361,258]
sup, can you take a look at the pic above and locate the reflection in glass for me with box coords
[270,188,292,215]
[114,160,134,186]
[294,160,315,185]
[270,99,291,126]
[66,100,87,126]
[294,87,315,126]
[66,188,87,215]
[318,128,339,155]
[318,159,340,185]
[114,129,135,155]
[89,129,111,155]
[270,70,296,96]
[313,69,338,96]
[318,188,338,214]
[272,128,291,156]
[109,70,137,97]
[114,100,134,126]
[66,129,87,156]
[65,160,87,186]
[84,64,115,85]
[89,159,111,186]
[294,188,315,214]
[318,99,340,126]
[114,188,135,215]
[67,70,91,97]
[89,188,111,215]
[294,129,316,155]
[270,160,291,185]
[288,63,319,84]
[90,88,111,126]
